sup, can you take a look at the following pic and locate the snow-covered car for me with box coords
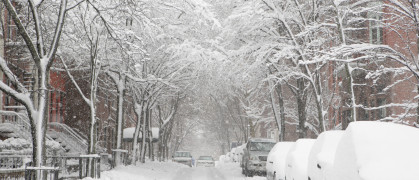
[307,130,344,180]
[285,139,315,180]
[242,138,276,177]
[172,151,193,167]
[266,142,294,180]
[196,156,215,167]
[330,121,419,180]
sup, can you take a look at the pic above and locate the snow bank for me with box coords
[307,130,344,180]
[266,141,294,180]
[235,144,245,163]
[285,139,315,180]
[330,121,419,180]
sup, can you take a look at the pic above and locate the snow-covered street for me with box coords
[85,161,265,180]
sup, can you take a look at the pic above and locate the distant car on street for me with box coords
[242,138,276,177]
[196,156,215,167]
[172,151,193,167]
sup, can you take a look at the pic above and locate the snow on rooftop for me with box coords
[285,139,315,180]
[308,130,344,180]
[330,121,419,180]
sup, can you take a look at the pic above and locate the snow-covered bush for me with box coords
[0,138,62,155]
[0,138,32,154]
[266,142,294,180]
[235,144,245,164]
[285,139,315,180]
[307,131,344,180]
[219,155,226,162]
[330,121,419,180]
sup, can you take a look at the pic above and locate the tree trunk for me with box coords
[296,78,307,138]
[140,104,147,163]
[344,63,356,130]
[132,102,143,165]
[275,83,286,141]
[115,73,126,166]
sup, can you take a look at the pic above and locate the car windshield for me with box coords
[198,156,213,160]
[249,142,275,151]
[174,152,191,157]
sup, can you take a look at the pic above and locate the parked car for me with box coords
[330,121,419,180]
[285,139,315,180]
[242,138,276,177]
[196,156,215,167]
[307,131,344,180]
[172,151,193,167]
[266,142,294,180]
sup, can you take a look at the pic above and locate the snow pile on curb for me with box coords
[330,121,419,180]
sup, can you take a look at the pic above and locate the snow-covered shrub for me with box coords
[330,121,419,180]
[235,144,245,164]
[307,131,344,180]
[219,155,226,162]
[266,142,294,180]
[46,140,61,151]
[285,139,315,180]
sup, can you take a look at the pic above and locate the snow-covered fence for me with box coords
[0,169,25,180]
[24,166,59,180]
[78,154,101,179]
[0,156,29,169]
[111,149,129,168]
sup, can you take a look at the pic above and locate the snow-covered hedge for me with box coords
[0,138,62,155]
[330,121,419,180]
[307,130,344,180]
[266,141,294,180]
[285,139,315,180]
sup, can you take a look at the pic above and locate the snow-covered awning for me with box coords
[122,127,159,143]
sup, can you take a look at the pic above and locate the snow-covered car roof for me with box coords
[331,121,419,180]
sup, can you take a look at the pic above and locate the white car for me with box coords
[196,156,215,167]
[307,131,344,180]
[330,121,419,180]
[285,139,315,180]
[266,142,294,180]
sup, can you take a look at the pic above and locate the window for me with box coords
[368,2,383,44]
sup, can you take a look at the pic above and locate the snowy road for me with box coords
[171,163,265,180]
[172,167,227,180]
[88,161,265,180]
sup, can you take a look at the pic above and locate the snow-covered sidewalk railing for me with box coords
[25,166,60,180]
